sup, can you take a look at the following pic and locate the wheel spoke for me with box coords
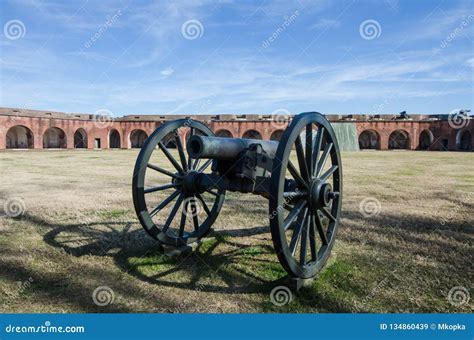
[192,158,201,171]
[320,165,338,182]
[295,135,309,181]
[178,201,187,237]
[195,193,211,215]
[315,142,333,178]
[309,213,317,261]
[174,133,188,171]
[305,124,313,177]
[198,159,212,173]
[289,208,308,256]
[299,213,309,265]
[149,189,180,218]
[147,163,179,179]
[161,193,184,233]
[284,201,306,230]
[191,202,199,231]
[158,141,183,173]
[321,207,336,222]
[144,183,178,194]
[288,161,308,189]
[315,212,328,245]
[312,127,324,177]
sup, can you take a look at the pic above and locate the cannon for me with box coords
[132,112,342,279]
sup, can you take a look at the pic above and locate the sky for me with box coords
[0,0,473,116]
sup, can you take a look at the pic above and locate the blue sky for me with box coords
[0,0,472,116]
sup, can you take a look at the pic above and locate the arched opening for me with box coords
[457,130,472,151]
[74,128,87,148]
[43,127,66,149]
[270,130,284,141]
[215,129,233,138]
[130,129,148,148]
[418,130,433,150]
[242,129,262,140]
[6,125,34,149]
[358,130,380,150]
[109,129,121,148]
[388,130,410,150]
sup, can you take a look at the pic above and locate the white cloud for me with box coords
[160,67,175,76]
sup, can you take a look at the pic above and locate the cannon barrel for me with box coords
[187,135,279,160]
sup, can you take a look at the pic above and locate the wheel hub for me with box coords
[181,171,201,194]
[309,179,333,209]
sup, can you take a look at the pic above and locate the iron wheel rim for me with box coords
[269,112,342,278]
[132,119,225,246]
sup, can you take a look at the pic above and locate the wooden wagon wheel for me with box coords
[132,119,225,247]
[269,112,342,279]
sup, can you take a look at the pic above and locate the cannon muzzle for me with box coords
[187,135,278,160]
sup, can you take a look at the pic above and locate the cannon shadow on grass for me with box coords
[33,215,356,312]
[24,213,288,296]
[10,199,471,313]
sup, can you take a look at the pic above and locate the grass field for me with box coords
[0,150,472,313]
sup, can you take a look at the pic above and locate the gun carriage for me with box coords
[132,112,342,279]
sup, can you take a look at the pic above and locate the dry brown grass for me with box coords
[0,149,472,313]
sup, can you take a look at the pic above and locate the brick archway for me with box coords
[388,129,410,150]
[109,129,121,148]
[43,127,67,149]
[270,129,284,141]
[242,129,262,139]
[358,129,380,150]
[130,129,148,148]
[6,125,34,149]
[418,129,434,150]
[456,129,472,151]
[74,128,87,148]
[215,129,233,138]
